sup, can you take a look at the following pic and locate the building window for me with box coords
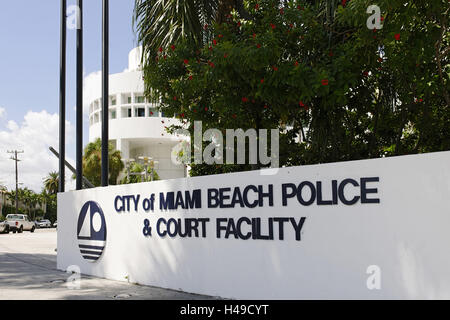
[128,108,132,118]
[110,110,116,119]
[135,108,145,117]
[127,96,132,104]
[111,96,117,106]
[136,96,145,104]
[148,108,158,117]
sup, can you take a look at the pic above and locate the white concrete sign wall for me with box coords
[57,151,450,299]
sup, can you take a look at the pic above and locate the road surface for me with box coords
[0,229,216,300]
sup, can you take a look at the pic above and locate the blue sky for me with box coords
[0,0,138,191]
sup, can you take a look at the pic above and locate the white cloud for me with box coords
[0,110,75,193]
[0,107,5,119]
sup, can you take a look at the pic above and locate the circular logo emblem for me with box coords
[77,201,107,262]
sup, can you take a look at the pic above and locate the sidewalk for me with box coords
[0,229,216,300]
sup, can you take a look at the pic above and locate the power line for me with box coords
[7,150,24,215]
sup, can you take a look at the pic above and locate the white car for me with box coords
[36,219,52,228]
[0,221,9,234]
[53,220,58,228]
[5,214,35,233]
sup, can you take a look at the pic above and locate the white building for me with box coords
[85,47,186,180]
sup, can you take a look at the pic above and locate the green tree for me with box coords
[133,0,252,72]
[81,138,125,187]
[120,162,161,184]
[44,172,59,195]
[40,190,56,222]
[136,0,449,176]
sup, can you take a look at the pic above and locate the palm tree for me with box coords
[133,0,248,59]
[21,188,33,216]
[44,172,59,195]
[0,185,7,217]
[29,192,41,220]
[81,138,124,187]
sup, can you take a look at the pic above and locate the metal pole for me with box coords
[49,147,95,189]
[76,0,83,190]
[15,151,18,214]
[101,0,109,187]
[59,0,67,193]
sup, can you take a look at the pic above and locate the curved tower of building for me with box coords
[85,47,186,180]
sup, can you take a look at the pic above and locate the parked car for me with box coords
[36,219,52,228]
[53,220,57,228]
[5,214,35,233]
[0,221,9,234]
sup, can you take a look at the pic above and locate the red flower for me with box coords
[253,33,256,38]
[381,16,384,22]
[242,97,249,103]
[170,45,175,51]
[150,111,154,115]
[237,21,241,27]
[209,46,213,51]
[204,24,208,30]
[321,79,329,86]
[180,113,185,118]
[213,39,217,45]
[209,61,215,68]
[363,71,369,77]
[232,114,237,119]
[173,96,177,101]
[299,101,305,107]
[224,53,228,58]
[158,47,163,52]
[341,0,347,7]
[188,75,193,80]
[183,59,189,64]
[329,51,334,57]
[289,23,294,29]
[204,107,208,111]
[272,65,278,71]
[297,5,303,10]
[280,8,284,15]
[256,43,261,48]
[260,78,264,83]
[255,3,259,10]
[270,23,276,30]
[218,34,223,38]
[395,33,401,41]
[264,105,268,109]
[294,61,299,66]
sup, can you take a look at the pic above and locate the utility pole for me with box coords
[7,150,24,215]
